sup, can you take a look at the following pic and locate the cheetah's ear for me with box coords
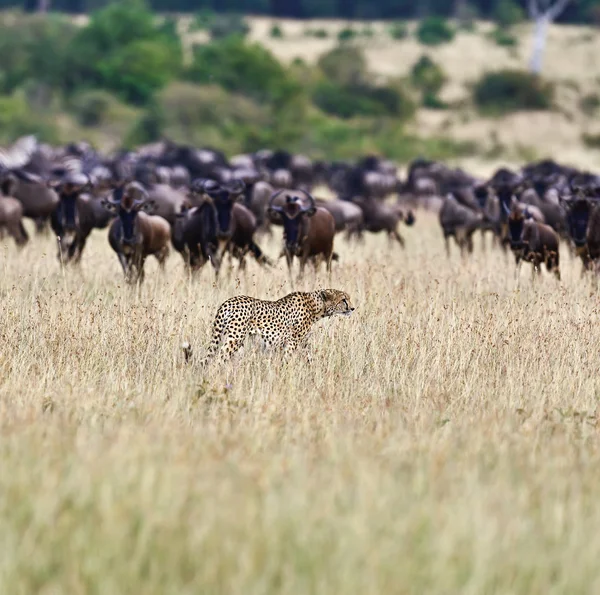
[320,290,329,301]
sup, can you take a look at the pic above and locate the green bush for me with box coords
[71,90,138,128]
[416,17,455,46]
[337,27,357,42]
[270,23,283,38]
[186,37,301,108]
[362,25,374,38]
[0,14,77,94]
[473,70,554,115]
[305,28,328,38]
[494,0,525,28]
[389,21,408,40]
[208,13,249,40]
[317,46,368,87]
[582,133,600,149]
[410,55,446,98]
[64,0,182,104]
[312,79,414,120]
[489,27,518,47]
[190,8,216,32]
[0,93,60,144]
[580,93,600,116]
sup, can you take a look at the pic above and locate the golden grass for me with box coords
[1,213,600,593]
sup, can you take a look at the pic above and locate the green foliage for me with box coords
[186,37,300,108]
[473,70,554,115]
[410,55,446,97]
[494,0,525,28]
[64,0,182,104]
[579,93,600,116]
[416,17,455,46]
[0,92,60,145]
[0,14,77,94]
[389,21,409,40]
[305,27,329,38]
[270,23,284,38]
[489,27,518,47]
[582,132,600,149]
[338,27,358,42]
[318,46,368,87]
[190,8,216,32]
[208,13,249,40]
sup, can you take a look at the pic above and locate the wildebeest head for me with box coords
[268,189,316,250]
[508,201,526,248]
[473,185,489,209]
[565,198,592,247]
[52,172,91,233]
[196,178,245,240]
[103,182,153,249]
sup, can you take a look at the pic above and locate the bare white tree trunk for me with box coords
[529,15,549,74]
[528,0,572,74]
[38,0,50,12]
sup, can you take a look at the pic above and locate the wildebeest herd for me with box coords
[1,135,600,283]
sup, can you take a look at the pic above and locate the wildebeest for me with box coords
[0,173,27,246]
[563,192,600,273]
[268,189,336,279]
[50,172,113,264]
[104,182,171,284]
[193,178,271,272]
[315,198,364,237]
[352,197,414,246]
[171,199,221,274]
[439,193,491,257]
[507,202,560,280]
[0,168,59,233]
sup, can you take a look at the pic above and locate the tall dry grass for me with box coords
[1,213,600,593]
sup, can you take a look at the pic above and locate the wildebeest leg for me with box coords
[444,233,451,258]
[391,228,405,248]
[155,245,169,271]
[7,220,28,247]
[546,251,560,281]
[285,251,294,286]
[480,229,486,253]
[35,217,50,236]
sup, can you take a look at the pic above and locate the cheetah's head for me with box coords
[319,289,354,317]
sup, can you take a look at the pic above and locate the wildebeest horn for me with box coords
[296,189,316,211]
[201,179,221,194]
[125,181,148,202]
[268,189,286,212]
[225,178,245,195]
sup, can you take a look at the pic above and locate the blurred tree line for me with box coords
[14,0,600,23]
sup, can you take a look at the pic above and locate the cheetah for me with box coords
[184,289,354,364]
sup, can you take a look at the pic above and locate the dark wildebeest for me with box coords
[439,193,491,257]
[195,178,271,272]
[0,174,28,246]
[507,202,560,280]
[268,189,336,280]
[50,172,114,265]
[171,199,220,275]
[0,168,59,233]
[104,182,171,284]
[563,192,600,273]
[315,198,364,237]
[352,197,414,246]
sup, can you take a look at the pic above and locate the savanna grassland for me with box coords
[2,208,600,593]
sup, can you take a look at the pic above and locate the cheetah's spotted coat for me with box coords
[202,289,354,362]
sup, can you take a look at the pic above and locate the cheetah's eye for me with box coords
[342,299,348,308]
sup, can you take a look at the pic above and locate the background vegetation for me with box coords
[0,0,598,166]
[12,0,600,24]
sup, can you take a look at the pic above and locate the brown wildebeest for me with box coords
[507,202,560,280]
[104,182,171,285]
[268,189,336,281]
